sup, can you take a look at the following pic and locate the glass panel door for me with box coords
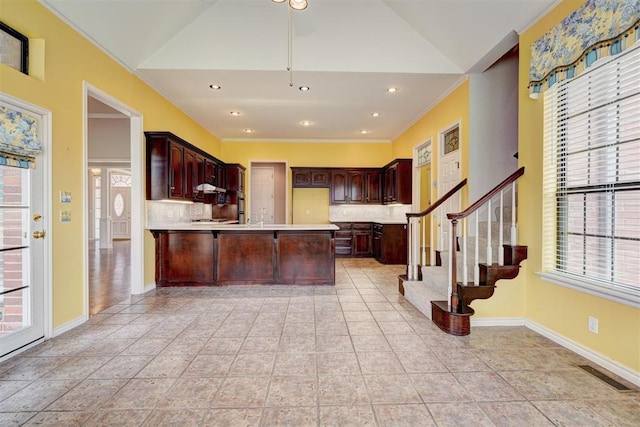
[0,165,44,358]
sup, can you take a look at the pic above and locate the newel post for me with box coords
[450,219,459,313]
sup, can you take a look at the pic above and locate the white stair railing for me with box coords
[446,167,525,312]
[406,179,467,281]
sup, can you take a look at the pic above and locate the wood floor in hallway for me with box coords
[89,239,131,315]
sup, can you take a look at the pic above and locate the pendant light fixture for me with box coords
[272,0,308,11]
[271,0,309,87]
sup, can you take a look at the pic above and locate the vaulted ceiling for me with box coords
[41,0,556,141]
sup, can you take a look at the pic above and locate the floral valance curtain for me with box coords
[529,0,640,99]
[0,103,43,169]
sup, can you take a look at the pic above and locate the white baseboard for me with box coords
[142,283,156,294]
[52,314,87,338]
[525,319,640,388]
[471,317,525,327]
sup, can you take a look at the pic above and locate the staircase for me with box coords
[401,167,527,336]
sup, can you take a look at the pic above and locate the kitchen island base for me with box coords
[151,228,336,286]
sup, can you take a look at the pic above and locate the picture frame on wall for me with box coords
[0,21,29,75]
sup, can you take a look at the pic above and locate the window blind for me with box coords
[542,42,640,307]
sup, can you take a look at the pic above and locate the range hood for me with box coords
[194,183,226,194]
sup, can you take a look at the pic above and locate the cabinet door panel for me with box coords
[348,170,365,204]
[293,170,311,186]
[331,170,348,204]
[353,231,372,257]
[365,170,381,204]
[169,142,184,199]
[183,149,197,200]
[204,158,216,185]
[311,170,329,186]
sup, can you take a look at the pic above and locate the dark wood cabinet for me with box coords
[373,223,408,264]
[292,168,330,188]
[168,141,184,199]
[333,222,352,257]
[382,159,412,204]
[364,170,382,204]
[333,222,372,257]
[183,148,197,200]
[225,164,246,204]
[146,133,189,200]
[204,157,216,185]
[352,223,373,257]
[151,229,335,286]
[146,131,227,202]
[331,169,365,204]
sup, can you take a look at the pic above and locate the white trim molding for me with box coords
[471,317,526,327]
[52,315,87,338]
[525,319,640,388]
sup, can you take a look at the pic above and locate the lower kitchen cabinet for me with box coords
[334,222,353,257]
[333,222,372,257]
[352,223,372,257]
[373,223,407,264]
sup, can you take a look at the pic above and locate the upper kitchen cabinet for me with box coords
[331,169,365,204]
[146,132,189,200]
[226,164,246,193]
[225,164,246,204]
[292,168,330,188]
[364,170,382,204]
[146,131,225,201]
[382,159,412,204]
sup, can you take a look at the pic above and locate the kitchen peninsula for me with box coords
[148,223,339,287]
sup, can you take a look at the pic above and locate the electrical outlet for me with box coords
[588,316,599,334]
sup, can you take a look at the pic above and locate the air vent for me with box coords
[577,365,634,392]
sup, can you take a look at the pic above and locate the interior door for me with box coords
[0,162,46,359]
[250,167,274,224]
[438,126,461,251]
[111,187,130,239]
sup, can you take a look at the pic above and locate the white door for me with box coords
[111,187,130,239]
[250,167,275,224]
[438,125,461,251]
[110,170,131,240]
[0,162,46,359]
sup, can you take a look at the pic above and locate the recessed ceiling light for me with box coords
[299,86,310,92]
[209,84,221,90]
[300,120,313,127]
[229,111,241,116]
[360,130,370,134]
[242,128,255,133]
[371,112,380,117]
[386,87,398,93]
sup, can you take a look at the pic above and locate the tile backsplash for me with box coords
[329,204,411,223]
[146,201,212,226]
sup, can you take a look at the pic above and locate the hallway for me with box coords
[0,259,638,426]
[89,240,131,315]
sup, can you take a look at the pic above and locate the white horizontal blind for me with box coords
[542,42,640,305]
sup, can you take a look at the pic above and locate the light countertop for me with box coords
[147,223,339,231]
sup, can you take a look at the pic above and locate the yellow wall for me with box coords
[222,140,393,224]
[518,0,639,371]
[392,80,526,318]
[292,188,330,224]
[1,0,221,328]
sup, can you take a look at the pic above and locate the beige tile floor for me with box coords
[1,258,638,426]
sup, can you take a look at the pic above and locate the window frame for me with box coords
[538,42,640,309]
[0,21,29,75]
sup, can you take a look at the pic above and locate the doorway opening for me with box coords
[249,162,288,224]
[84,83,144,320]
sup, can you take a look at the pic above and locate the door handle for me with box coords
[33,230,46,239]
